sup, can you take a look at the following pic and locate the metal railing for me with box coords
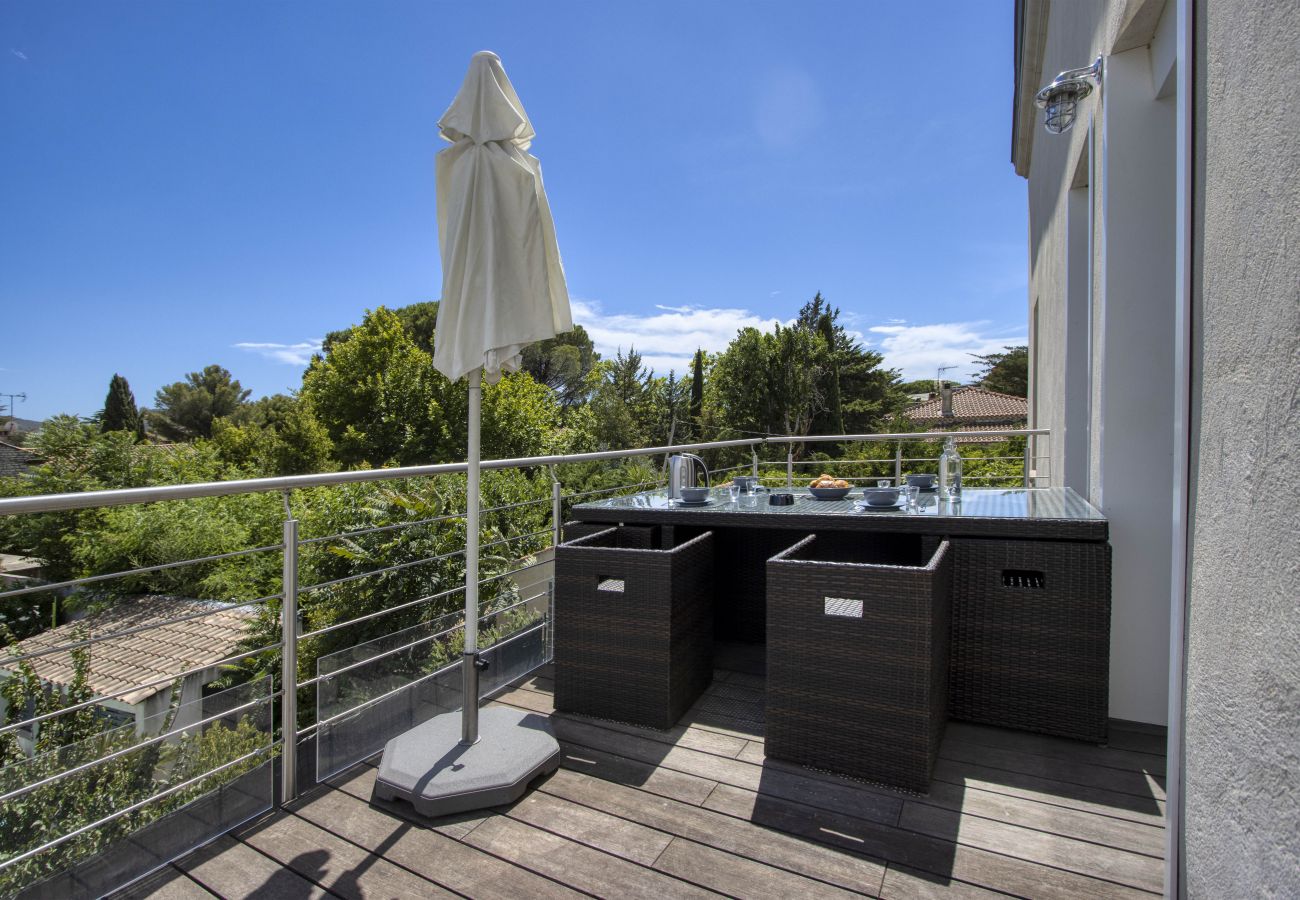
[0,427,1048,895]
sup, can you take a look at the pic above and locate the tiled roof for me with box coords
[904,386,1028,424]
[1,596,256,706]
[0,441,38,478]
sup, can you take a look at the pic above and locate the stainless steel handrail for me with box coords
[0,438,762,516]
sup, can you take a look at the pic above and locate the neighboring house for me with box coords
[0,596,255,750]
[902,385,1028,442]
[1013,0,1297,893]
[0,440,38,478]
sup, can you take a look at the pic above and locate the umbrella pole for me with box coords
[461,367,482,745]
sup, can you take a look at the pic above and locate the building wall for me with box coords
[1024,0,1176,725]
[1183,0,1300,893]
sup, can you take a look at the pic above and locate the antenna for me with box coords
[0,392,26,419]
[936,366,958,395]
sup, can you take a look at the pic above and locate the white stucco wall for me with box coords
[1024,0,1176,725]
[1183,0,1300,893]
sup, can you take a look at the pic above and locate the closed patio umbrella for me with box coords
[373,50,569,818]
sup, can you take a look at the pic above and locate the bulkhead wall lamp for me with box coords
[1035,56,1103,134]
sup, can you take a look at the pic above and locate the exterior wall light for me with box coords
[1035,56,1103,134]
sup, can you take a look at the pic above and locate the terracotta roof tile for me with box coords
[1,596,256,705]
[904,386,1028,425]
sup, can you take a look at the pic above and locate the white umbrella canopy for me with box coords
[433,50,571,743]
[433,50,572,385]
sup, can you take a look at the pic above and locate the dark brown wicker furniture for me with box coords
[766,533,953,793]
[554,527,714,729]
[948,537,1111,742]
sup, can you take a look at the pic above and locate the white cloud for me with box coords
[10,49,28,61]
[234,340,322,366]
[867,321,1026,383]
[572,299,782,376]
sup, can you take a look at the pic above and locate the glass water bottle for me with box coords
[939,437,963,498]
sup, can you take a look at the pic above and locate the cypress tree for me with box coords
[689,349,705,438]
[101,374,141,436]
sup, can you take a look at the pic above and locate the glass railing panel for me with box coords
[0,676,274,900]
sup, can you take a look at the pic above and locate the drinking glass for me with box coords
[877,479,892,488]
[728,482,741,503]
[902,484,920,511]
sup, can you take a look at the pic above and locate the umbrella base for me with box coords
[371,705,560,818]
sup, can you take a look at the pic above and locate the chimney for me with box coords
[940,386,954,418]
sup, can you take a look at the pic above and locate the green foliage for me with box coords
[521,324,598,407]
[100,374,142,438]
[150,366,252,441]
[587,348,656,451]
[689,349,705,441]
[706,323,824,438]
[211,395,336,476]
[0,634,269,896]
[971,345,1029,397]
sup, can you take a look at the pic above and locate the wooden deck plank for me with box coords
[108,866,218,900]
[238,807,456,899]
[939,740,1166,800]
[324,763,491,840]
[703,782,1156,900]
[505,789,674,866]
[543,766,887,895]
[177,834,339,899]
[898,800,1164,893]
[943,722,1168,777]
[653,836,867,899]
[557,741,721,805]
[1105,729,1169,756]
[463,814,721,899]
[290,782,583,899]
[152,666,1167,900]
[922,779,1165,857]
[930,759,1166,826]
[551,715,905,826]
[879,864,1012,899]
[731,741,1163,854]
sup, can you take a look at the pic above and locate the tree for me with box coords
[795,293,907,436]
[150,366,251,441]
[587,348,655,450]
[100,374,141,437]
[303,306,560,466]
[211,394,336,476]
[689,350,705,440]
[707,325,823,439]
[971,345,1029,397]
[520,325,598,407]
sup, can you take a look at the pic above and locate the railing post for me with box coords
[751,450,759,479]
[1023,437,1033,488]
[551,469,562,548]
[894,441,902,485]
[280,512,299,805]
[786,445,794,488]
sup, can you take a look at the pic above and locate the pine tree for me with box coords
[100,374,141,436]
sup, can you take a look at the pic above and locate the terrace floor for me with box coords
[118,661,1168,898]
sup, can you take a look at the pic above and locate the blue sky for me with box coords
[1,2,1026,421]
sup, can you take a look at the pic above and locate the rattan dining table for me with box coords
[559,486,1113,788]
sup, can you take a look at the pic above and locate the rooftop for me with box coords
[904,387,1030,426]
[1,595,255,705]
[115,661,1167,899]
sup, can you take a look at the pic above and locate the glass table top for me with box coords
[574,487,1105,522]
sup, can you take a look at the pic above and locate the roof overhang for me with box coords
[1011,0,1049,177]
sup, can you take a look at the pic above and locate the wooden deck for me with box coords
[118,664,1167,899]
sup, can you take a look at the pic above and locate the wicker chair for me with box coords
[554,527,714,729]
[766,532,952,793]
